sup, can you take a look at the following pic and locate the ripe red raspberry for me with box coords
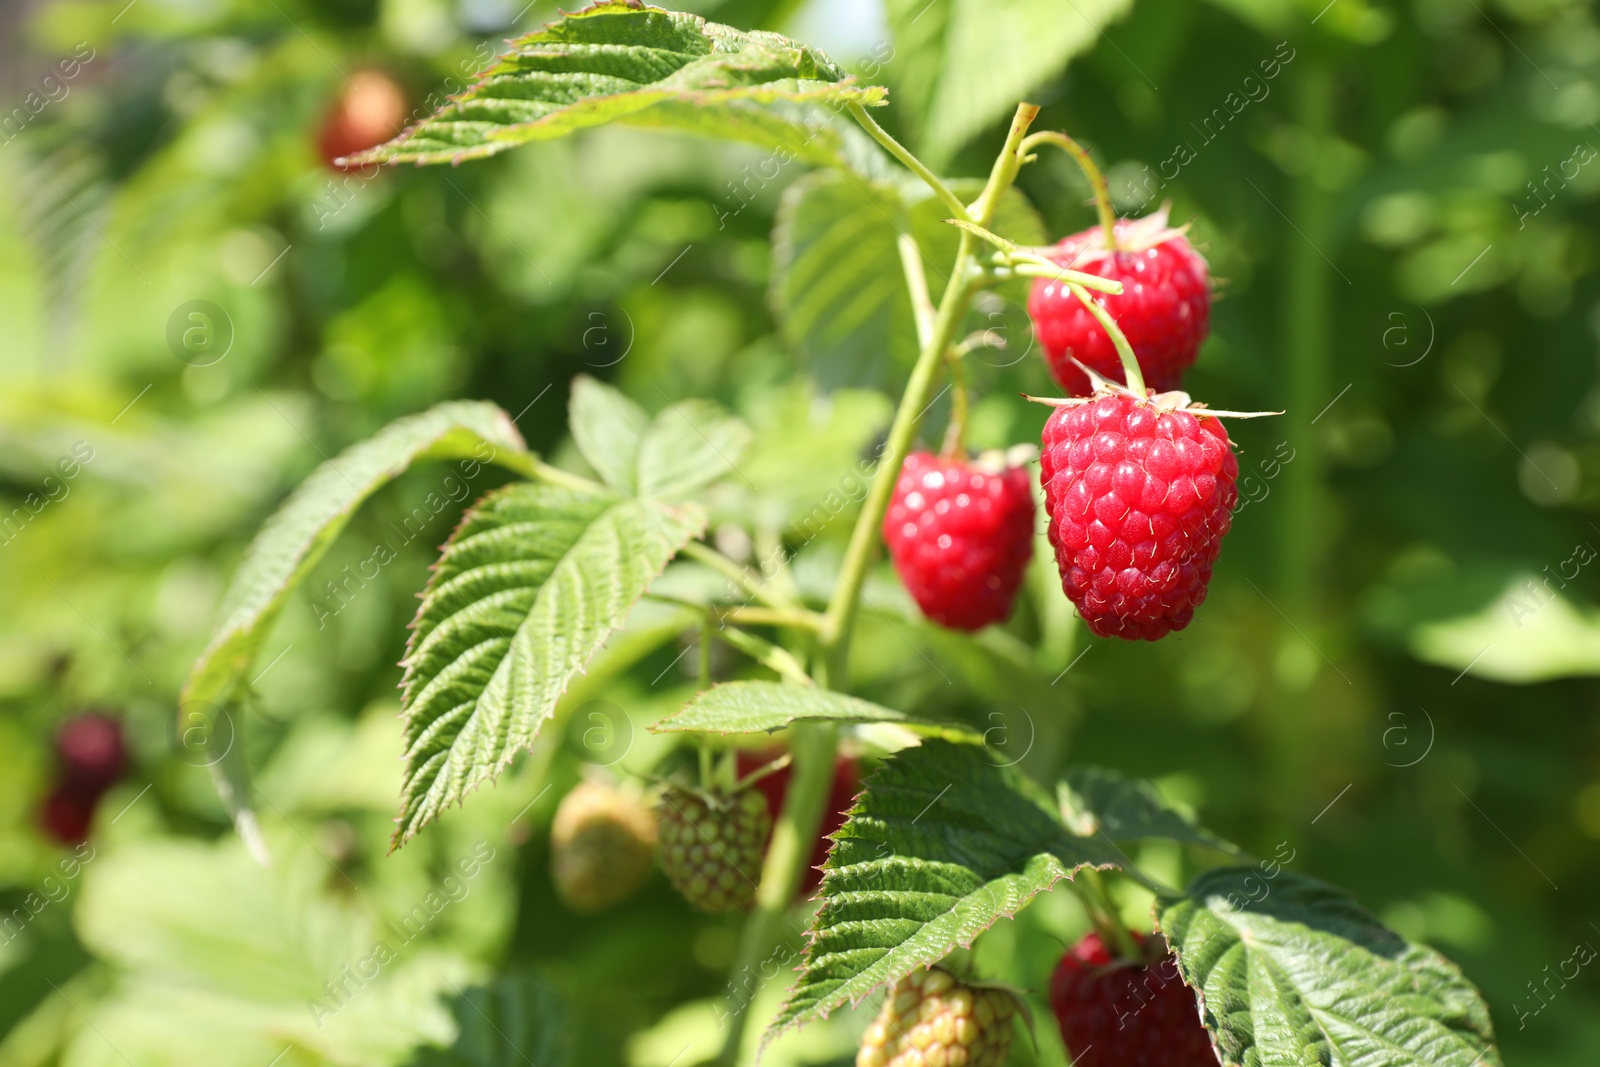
[55,712,127,795]
[882,452,1036,631]
[657,786,770,912]
[1040,392,1238,640]
[1049,931,1216,1067]
[1027,215,1210,396]
[736,750,859,896]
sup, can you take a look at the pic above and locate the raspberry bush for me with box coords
[179,4,1504,1065]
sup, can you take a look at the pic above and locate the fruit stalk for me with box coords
[1065,281,1145,395]
[847,102,973,225]
[1019,131,1118,248]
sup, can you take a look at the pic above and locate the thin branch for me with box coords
[847,102,973,224]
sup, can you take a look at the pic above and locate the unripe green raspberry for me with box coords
[856,968,1016,1067]
[550,781,657,913]
[657,786,770,913]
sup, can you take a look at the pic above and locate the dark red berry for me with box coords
[1040,392,1237,640]
[1027,218,1210,396]
[1050,931,1216,1067]
[39,785,97,845]
[736,749,859,896]
[56,712,127,795]
[882,452,1036,631]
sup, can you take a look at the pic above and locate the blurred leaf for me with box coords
[771,175,1043,387]
[409,972,571,1067]
[69,836,468,1067]
[767,739,1123,1045]
[637,397,754,500]
[397,482,703,846]
[351,2,888,167]
[650,679,981,738]
[885,0,1134,166]
[1057,766,1239,854]
[1159,867,1502,1067]
[1407,573,1600,684]
[570,377,651,495]
[571,376,753,498]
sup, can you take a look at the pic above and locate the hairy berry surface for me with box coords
[1049,931,1216,1067]
[1028,223,1210,396]
[1041,393,1237,640]
[882,453,1035,631]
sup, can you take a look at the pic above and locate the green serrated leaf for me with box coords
[184,401,527,713]
[886,0,1135,167]
[397,481,703,846]
[569,376,651,494]
[180,401,528,855]
[1158,868,1502,1067]
[412,973,571,1067]
[1058,766,1241,855]
[650,680,981,739]
[771,173,1043,388]
[350,1,888,167]
[637,396,754,499]
[766,739,1123,1044]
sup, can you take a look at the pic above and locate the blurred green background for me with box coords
[2,0,1598,1063]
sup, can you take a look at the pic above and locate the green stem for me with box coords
[699,609,714,690]
[847,102,973,225]
[1067,281,1146,395]
[493,451,609,495]
[897,234,936,348]
[723,606,825,631]
[1019,131,1118,248]
[999,259,1124,293]
[716,625,813,687]
[682,541,794,611]
[1076,868,1140,959]
[940,352,968,459]
[714,721,837,1066]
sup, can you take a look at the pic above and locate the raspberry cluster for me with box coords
[857,968,1016,1067]
[1040,392,1238,640]
[657,786,770,913]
